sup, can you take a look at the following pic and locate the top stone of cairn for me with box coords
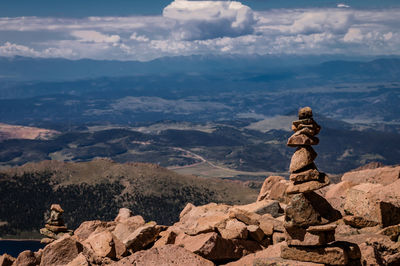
[298,107,313,119]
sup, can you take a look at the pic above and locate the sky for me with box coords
[0,0,399,61]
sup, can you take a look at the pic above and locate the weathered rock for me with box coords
[378,224,400,241]
[289,147,317,173]
[39,228,57,239]
[84,230,115,258]
[13,250,38,266]
[343,215,379,229]
[0,253,15,266]
[174,203,231,233]
[344,183,384,225]
[286,226,335,246]
[302,192,342,222]
[114,208,132,223]
[342,166,400,186]
[286,174,330,194]
[74,220,113,242]
[228,208,260,226]
[257,176,289,203]
[113,234,128,259]
[40,238,54,244]
[273,232,286,244]
[284,193,327,228]
[45,224,68,232]
[110,245,214,266]
[259,213,284,233]
[233,200,282,218]
[325,181,356,215]
[123,222,161,252]
[153,229,178,247]
[185,214,229,235]
[40,236,83,266]
[290,168,321,183]
[287,134,319,147]
[112,216,146,243]
[358,243,382,266]
[180,203,195,219]
[66,253,88,266]
[298,107,313,119]
[281,244,348,265]
[50,204,64,213]
[247,225,265,243]
[175,232,262,261]
[218,219,248,240]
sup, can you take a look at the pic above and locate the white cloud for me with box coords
[0,3,399,60]
[163,0,256,40]
[71,30,120,44]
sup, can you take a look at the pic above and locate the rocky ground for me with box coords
[1,163,400,265]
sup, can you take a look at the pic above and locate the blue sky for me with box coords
[0,0,399,61]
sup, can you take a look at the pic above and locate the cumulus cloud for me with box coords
[163,0,256,40]
[0,2,399,60]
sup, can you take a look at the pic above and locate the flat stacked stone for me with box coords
[281,107,359,265]
[40,204,73,244]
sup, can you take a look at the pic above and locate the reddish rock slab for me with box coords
[218,219,248,240]
[287,134,319,147]
[110,245,214,266]
[40,236,83,266]
[12,250,38,266]
[257,176,289,203]
[286,174,330,194]
[289,147,317,173]
[175,232,262,261]
[290,168,321,183]
[74,220,113,242]
[84,230,115,258]
[112,216,146,243]
[66,253,89,266]
[233,200,282,218]
[228,208,260,226]
[378,224,400,241]
[281,244,348,265]
[153,229,178,247]
[286,226,335,246]
[343,215,379,229]
[284,193,327,228]
[325,181,357,215]
[45,224,68,232]
[123,222,161,252]
[341,166,400,186]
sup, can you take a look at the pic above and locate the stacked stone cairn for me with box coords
[280,107,360,265]
[40,204,73,244]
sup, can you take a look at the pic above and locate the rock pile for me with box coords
[40,204,72,244]
[281,107,359,265]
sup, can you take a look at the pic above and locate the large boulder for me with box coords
[341,166,400,186]
[74,221,114,242]
[218,219,248,240]
[344,181,400,227]
[123,222,161,252]
[13,251,38,266]
[325,181,356,215]
[110,245,214,266]
[112,216,146,243]
[84,230,115,258]
[257,176,288,203]
[174,203,231,234]
[40,236,83,266]
[175,232,262,262]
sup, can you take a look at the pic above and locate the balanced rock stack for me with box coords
[281,107,360,265]
[40,204,73,244]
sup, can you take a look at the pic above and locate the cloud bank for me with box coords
[0,0,399,60]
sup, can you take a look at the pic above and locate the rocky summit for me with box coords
[2,108,400,265]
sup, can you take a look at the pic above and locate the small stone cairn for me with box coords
[280,107,359,265]
[40,204,72,244]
